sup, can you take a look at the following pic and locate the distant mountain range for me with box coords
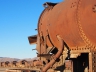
[0,57,38,62]
[0,57,20,62]
[0,57,3,58]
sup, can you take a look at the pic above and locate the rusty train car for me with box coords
[28,0,96,72]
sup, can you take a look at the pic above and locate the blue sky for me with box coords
[0,0,62,59]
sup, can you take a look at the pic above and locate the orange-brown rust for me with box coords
[42,36,64,72]
[28,35,37,44]
[29,0,96,72]
[38,0,96,51]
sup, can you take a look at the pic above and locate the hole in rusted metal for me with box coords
[93,5,96,12]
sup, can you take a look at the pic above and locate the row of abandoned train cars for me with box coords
[1,0,96,72]
[0,60,42,72]
[0,59,72,72]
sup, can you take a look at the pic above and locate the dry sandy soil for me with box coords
[0,68,6,72]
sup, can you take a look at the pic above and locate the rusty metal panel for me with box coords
[78,0,96,47]
[28,35,37,44]
[92,52,96,72]
[38,0,86,50]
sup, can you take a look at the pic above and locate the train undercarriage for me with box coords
[3,47,96,72]
[36,47,96,72]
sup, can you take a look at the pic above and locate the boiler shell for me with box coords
[38,0,96,49]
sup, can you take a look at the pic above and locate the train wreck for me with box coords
[1,0,96,72]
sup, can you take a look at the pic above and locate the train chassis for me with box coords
[55,48,96,72]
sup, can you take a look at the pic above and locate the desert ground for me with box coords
[0,68,6,72]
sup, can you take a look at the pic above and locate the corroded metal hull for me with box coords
[38,0,96,52]
[35,0,96,71]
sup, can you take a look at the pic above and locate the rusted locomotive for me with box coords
[28,0,96,72]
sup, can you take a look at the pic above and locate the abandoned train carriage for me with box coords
[28,0,96,72]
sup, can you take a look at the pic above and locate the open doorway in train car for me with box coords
[71,53,89,72]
